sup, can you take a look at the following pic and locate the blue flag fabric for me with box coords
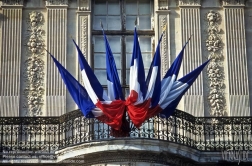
[163,39,190,79]
[103,31,125,101]
[130,27,147,101]
[72,39,105,102]
[145,34,162,108]
[159,39,191,105]
[160,59,210,118]
[48,51,95,118]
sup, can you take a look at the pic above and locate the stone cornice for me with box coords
[156,10,171,14]
[221,0,246,6]
[178,0,201,6]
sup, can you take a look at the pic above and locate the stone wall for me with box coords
[0,0,251,117]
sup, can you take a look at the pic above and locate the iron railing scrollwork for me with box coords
[1,109,252,159]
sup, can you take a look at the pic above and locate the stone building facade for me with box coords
[0,0,251,118]
[0,0,252,165]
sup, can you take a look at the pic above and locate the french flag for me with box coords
[103,30,124,101]
[73,39,125,130]
[144,34,163,120]
[126,27,150,128]
[159,39,190,106]
[128,27,146,104]
[160,60,210,118]
[47,51,104,118]
[145,34,162,107]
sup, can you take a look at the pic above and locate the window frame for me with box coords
[91,0,155,96]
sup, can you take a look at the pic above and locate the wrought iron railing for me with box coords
[1,109,252,158]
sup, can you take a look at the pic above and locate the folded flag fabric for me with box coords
[126,27,150,128]
[49,28,209,134]
[47,50,103,118]
[160,59,210,118]
[72,39,125,130]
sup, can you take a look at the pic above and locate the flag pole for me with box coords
[135,17,138,27]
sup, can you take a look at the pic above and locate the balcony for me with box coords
[1,109,252,165]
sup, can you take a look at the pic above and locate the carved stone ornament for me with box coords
[161,16,168,77]
[178,0,201,5]
[205,10,226,117]
[80,16,87,58]
[1,0,23,5]
[221,0,245,5]
[45,0,68,5]
[158,0,168,10]
[23,11,45,117]
[78,0,89,11]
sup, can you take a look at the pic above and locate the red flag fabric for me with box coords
[96,100,125,130]
[126,98,151,128]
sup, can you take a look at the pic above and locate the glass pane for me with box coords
[107,36,121,52]
[139,16,151,29]
[107,16,121,30]
[126,36,133,52]
[94,0,107,15]
[126,16,136,30]
[139,0,150,15]
[113,53,122,69]
[126,69,130,85]
[139,37,151,52]
[94,54,106,68]
[125,0,137,15]
[126,53,132,68]
[108,0,120,15]
[94,36,105,52]
[94,70,107,85]
[142,53,152,68]
[93,16,106,30]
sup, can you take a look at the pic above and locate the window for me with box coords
[92,0,154,98]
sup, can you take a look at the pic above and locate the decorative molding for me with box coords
[1,0,23,5]
[77,0,89,11]
[221,0,245,5]
[158,0,168,10]
[205,10,226,117]
[23,11,45,117]
[45,0,68,5]
[79,16,88,58]
[160,16,168,78]
[178,0,201,6]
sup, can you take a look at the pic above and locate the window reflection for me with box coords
[92,0,154,94]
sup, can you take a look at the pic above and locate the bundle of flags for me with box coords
[48,27,209,135]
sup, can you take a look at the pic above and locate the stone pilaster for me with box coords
[157,0,171,77]
[76,0,91,82]
[222,0,250,116]
[45,0,68,116]
[0,1,23,116]
[205,10,227,117]
[179,0,204,116]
